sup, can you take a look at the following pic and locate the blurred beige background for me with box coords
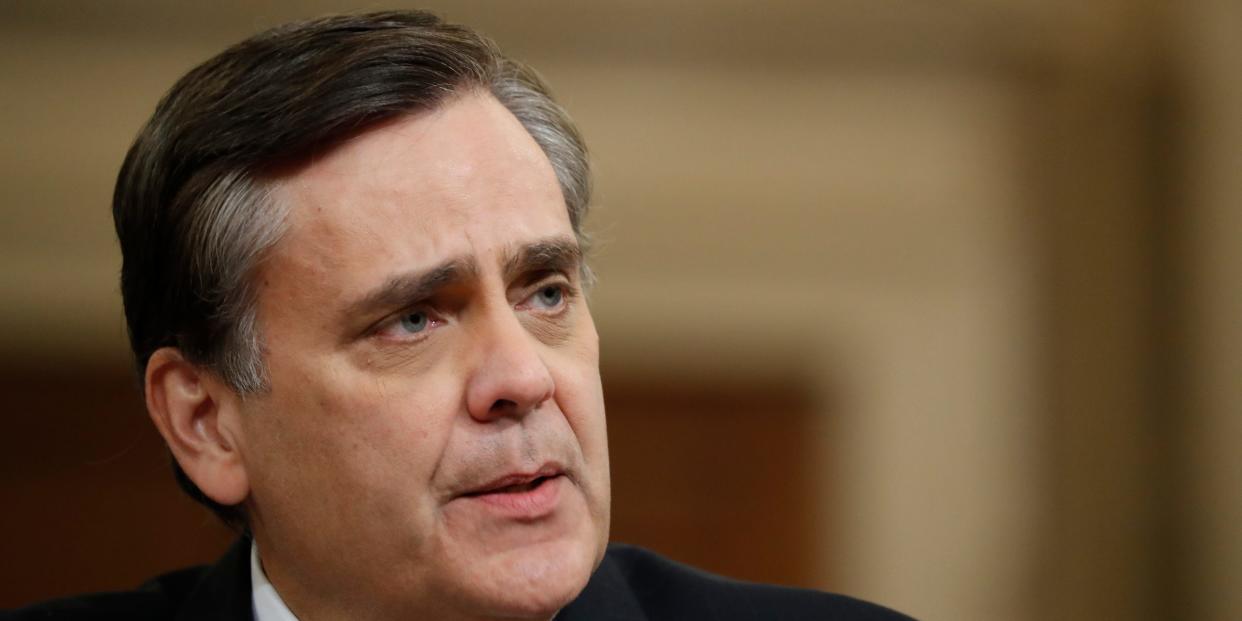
[2,1,1239,620]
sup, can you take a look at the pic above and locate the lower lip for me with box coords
[462,474,564,520]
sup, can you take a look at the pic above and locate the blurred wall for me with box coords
[1,2,1238,620]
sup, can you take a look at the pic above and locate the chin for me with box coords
[454,535,601,620]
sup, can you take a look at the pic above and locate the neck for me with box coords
[251,536,560,621]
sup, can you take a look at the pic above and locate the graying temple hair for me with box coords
[113,11,592,526]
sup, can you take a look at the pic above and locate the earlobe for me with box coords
[145,347,250,506]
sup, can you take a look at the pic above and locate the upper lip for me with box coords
[461,462,565,496]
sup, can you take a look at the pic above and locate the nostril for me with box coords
[490,398,517,412]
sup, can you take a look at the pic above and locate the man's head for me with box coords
[114,11,609,619]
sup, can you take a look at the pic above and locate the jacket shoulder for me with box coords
[3,566,205,621]
[5,537,253,621]
[601,543,915,621]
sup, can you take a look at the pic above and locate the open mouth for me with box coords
[464,474,556,497]
[454,470,565,518]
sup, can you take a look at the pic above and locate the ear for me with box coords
[145,347,250,506]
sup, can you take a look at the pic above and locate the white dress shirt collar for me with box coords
[251,542,301,621]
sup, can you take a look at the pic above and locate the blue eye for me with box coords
[533,285,563,309]
[399,311,430,333]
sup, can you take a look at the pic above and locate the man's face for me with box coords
[233,91,610,620]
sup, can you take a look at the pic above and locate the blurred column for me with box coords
[1179,1,1242,620]
[1034,3,1170,619]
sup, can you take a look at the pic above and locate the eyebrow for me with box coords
[502,237,583,284]
[341,236,583,325]
[342,259,478,324]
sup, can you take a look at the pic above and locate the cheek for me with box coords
[245,366,459,503]
[551,357,611,542]
[560,319,603,422]
[549,349,607,463]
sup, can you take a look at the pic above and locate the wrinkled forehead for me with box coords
[259,91,573,291]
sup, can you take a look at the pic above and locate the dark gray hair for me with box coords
[113,10,591,526]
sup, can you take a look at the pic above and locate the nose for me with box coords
[464,308,556,422]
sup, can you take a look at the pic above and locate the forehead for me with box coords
[264,91,573,285]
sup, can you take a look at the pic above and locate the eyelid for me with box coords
[368,304,443,341]
[517,277,577,310]
[362,274,575,338]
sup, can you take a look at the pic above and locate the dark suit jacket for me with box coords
[6,538,913,620]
